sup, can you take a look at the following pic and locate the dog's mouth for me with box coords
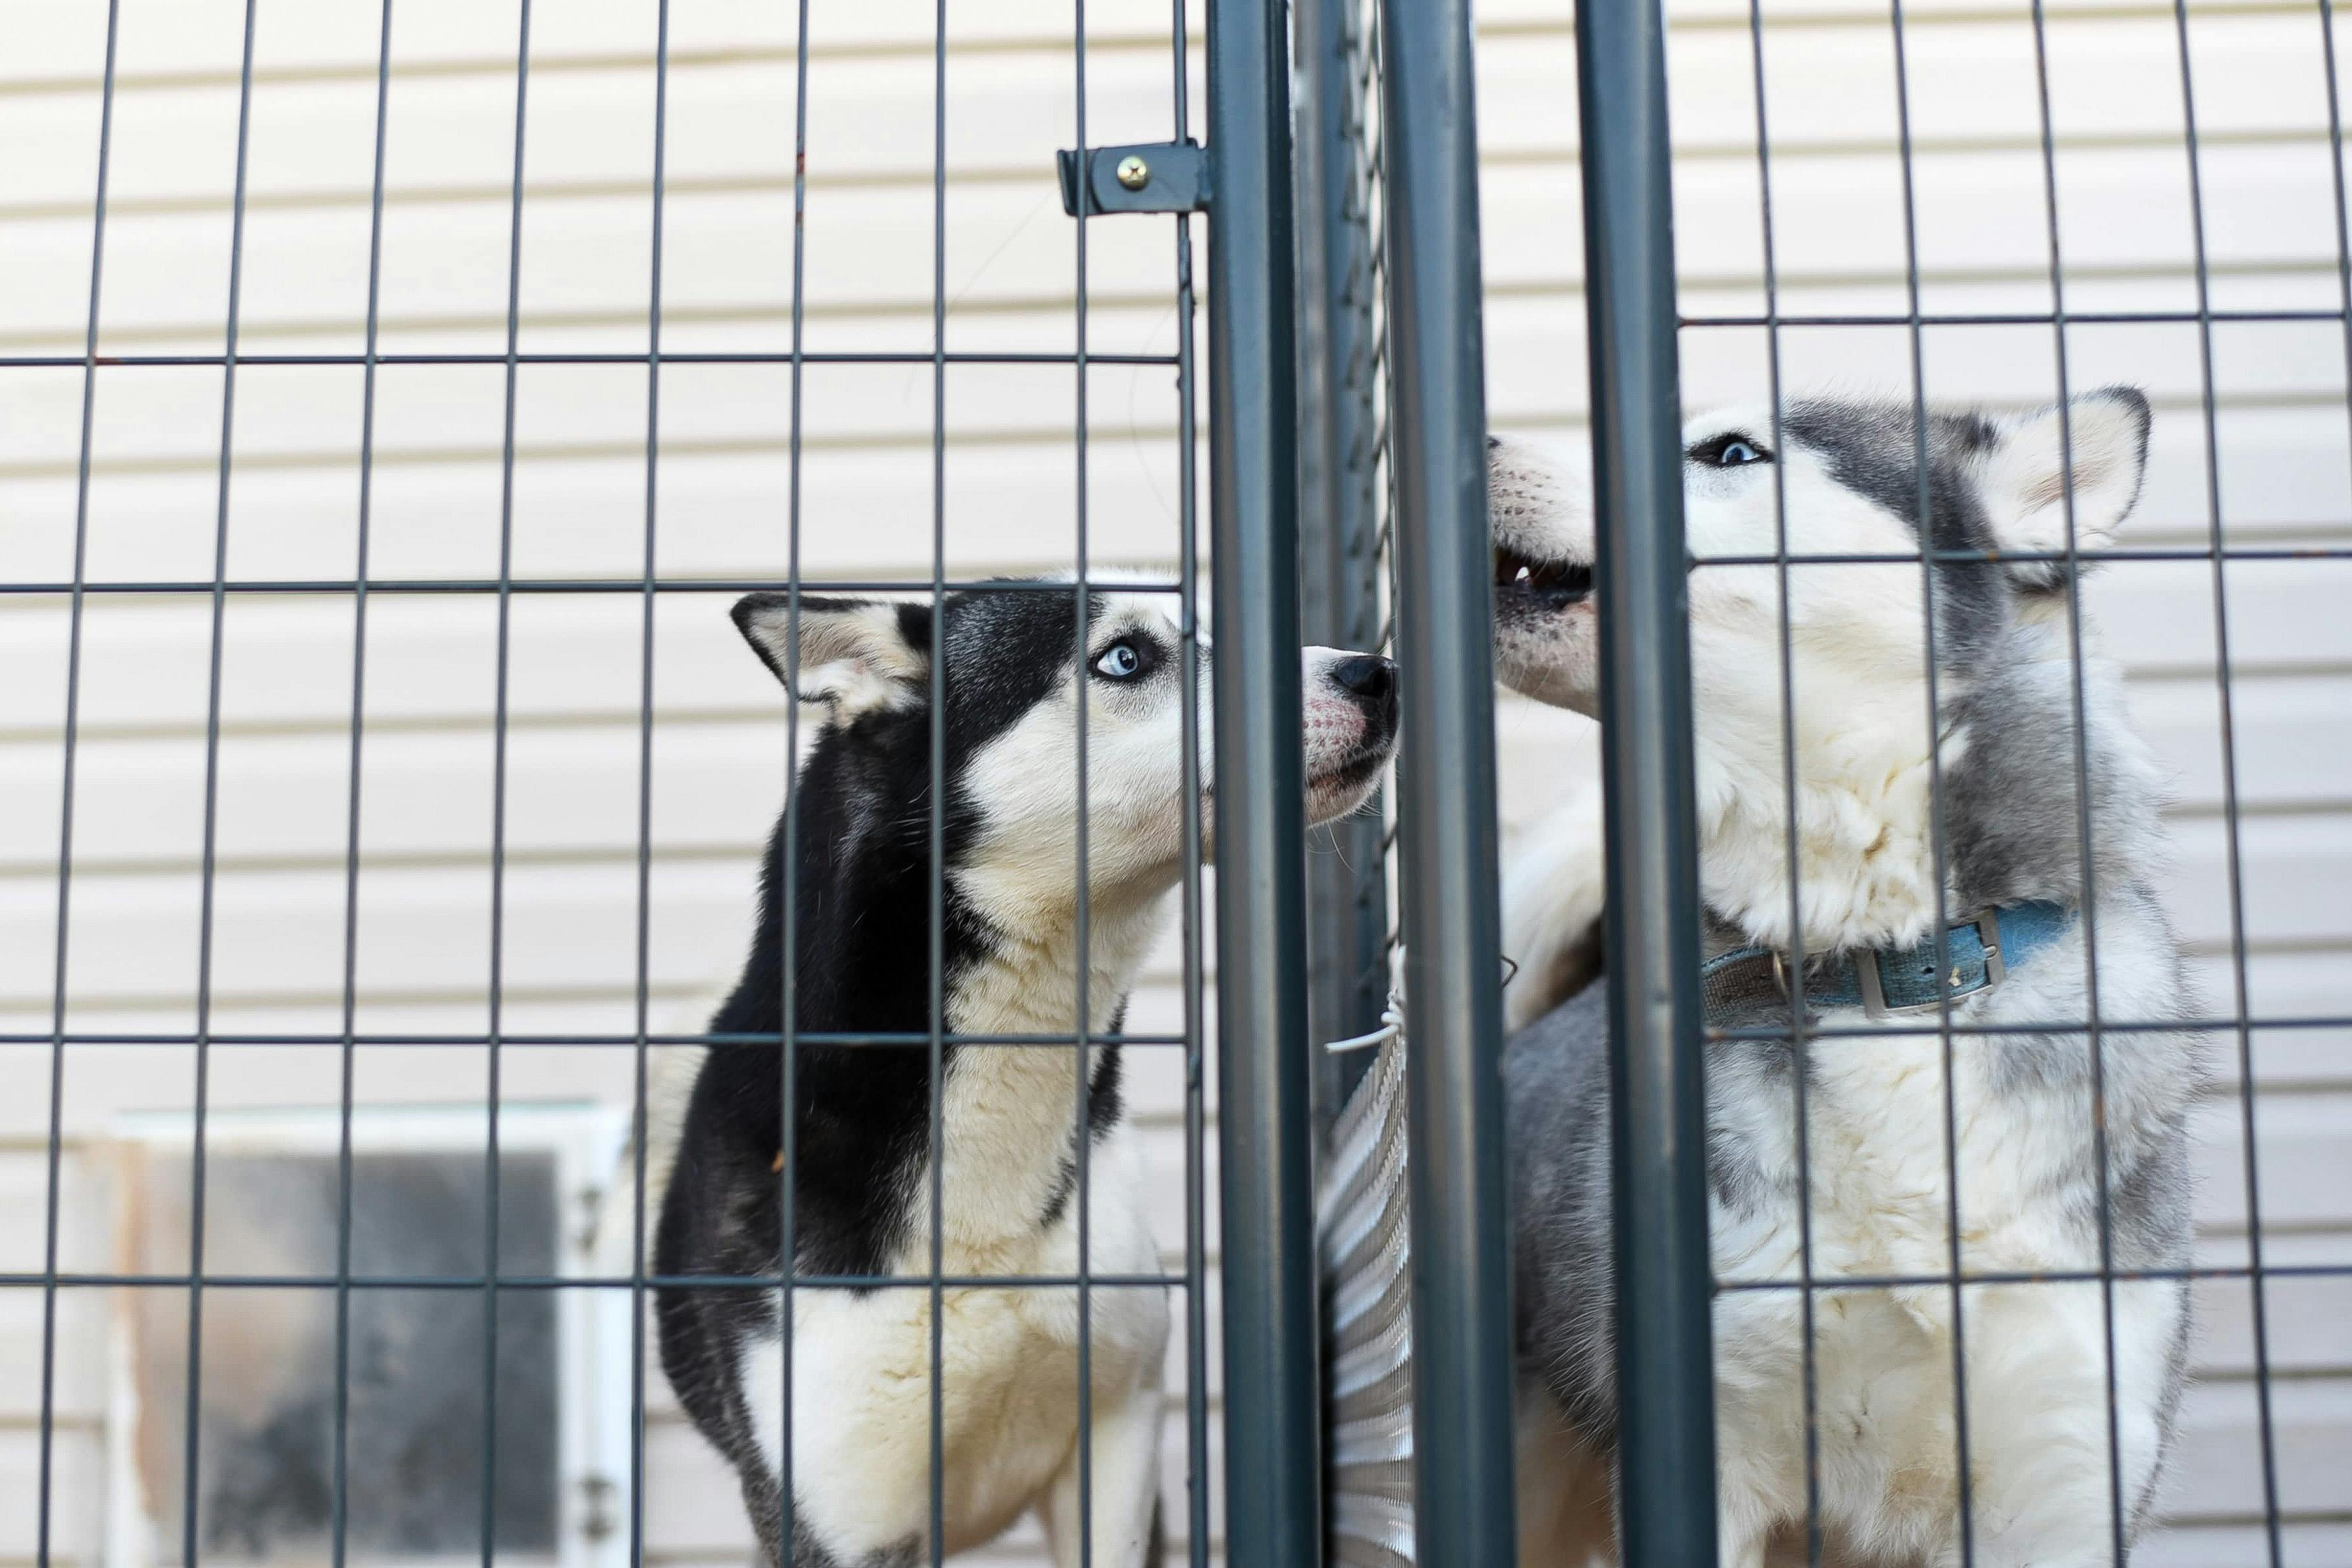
[1494,544,1593,608]
[1305,739,1395,818]
[1309,749,1384,792]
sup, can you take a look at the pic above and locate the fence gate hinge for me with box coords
[1057,141,1208,216]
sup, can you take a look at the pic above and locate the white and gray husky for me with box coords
[1490,389,2203,1567]
[652,583,1397,1567]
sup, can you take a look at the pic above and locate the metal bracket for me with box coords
[1056,141,1209,216]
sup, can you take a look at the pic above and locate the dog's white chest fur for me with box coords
[742,1117,1167,1560]
[1702,931,2189,1563]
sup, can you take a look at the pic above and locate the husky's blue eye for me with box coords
[1689,433,1772,468]
[1092,640,1147,680]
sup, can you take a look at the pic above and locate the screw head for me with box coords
[1115,154,1151,191]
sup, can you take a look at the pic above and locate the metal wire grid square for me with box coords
[8,2,1217,1565]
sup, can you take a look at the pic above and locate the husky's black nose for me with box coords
[1331,655,1398,727]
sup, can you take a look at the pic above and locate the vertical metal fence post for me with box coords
[1575,1,1720,1563]
[1207,0,1322,1560]
[1374,0,1518,1561]
[1294,0,1390,1116]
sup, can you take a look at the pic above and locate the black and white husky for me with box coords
[1489,391,2202,1566]
[653,583,1397,1567]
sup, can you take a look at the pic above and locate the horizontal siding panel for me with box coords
[2163,1374,2352,1520]
[0,1288,111,1426]
[2135,1520,2352,1568]
[2190,1092,2352,1267]
[0,1427,106,1561]
[2191,1269,2352,1377]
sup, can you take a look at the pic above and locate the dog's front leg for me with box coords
[1041,1377,1164,1568]
[1712,1497,1774,1568]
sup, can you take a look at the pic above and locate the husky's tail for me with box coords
[1501,788,1609,1034]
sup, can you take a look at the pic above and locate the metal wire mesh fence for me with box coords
[7,2,1234,1565]
[8,0,2351,1566]
[1313,0,2352,1565]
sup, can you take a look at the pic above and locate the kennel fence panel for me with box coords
[1,2,1239,1565]
[1313,0,2352,1562]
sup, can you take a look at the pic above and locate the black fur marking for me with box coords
[1781,399,2011,666]
[1037,1038,1130,1230]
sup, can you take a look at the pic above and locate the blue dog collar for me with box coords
[1701,902,2075,1024]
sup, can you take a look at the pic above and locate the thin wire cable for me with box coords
[1071,1,1099,1560]
[2169,3,2285,1558]
[927,3,951,1559]
[1884,5,1978,1558]
[181,5,261,1558]
[2323,0,2352,506]
[2,1268,1196,1291]
[0,349,1183,369]
[1690,546,2352,566]
[34,5,120,1561]
[632,8,675,1568]
[481,0,536,1550]
[1169,0,1209,1556]
[16,1013,2336,1045]
[2021,3,2134,1557]
[16,548,2352,597]
[775,0,814,1559]
[1736,7,1825,1561]
[2313,5,2352,1545]
[2,1029,1196,1049]
[1712,1258,2352,1291]
[0,575,1192,596]
[20,1258,2352,1290]
[1675,307,2351,329]
[330,4,397,1562]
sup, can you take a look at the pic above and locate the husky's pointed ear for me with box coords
[732,593,932,717]
[1975,386,2151,583]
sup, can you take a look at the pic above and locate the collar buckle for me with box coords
[1854,907,2005,1021]
[1975,907,2007,990]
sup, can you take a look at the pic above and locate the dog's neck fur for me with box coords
[699,750,1174,1273]
[929,872,1169,1264]
[948,869,1170,1039]
[1695,602,2166,959]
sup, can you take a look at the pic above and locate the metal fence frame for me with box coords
[1572,7,1720,1567]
